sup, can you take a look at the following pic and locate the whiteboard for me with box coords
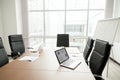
[112,19,120,63]
[114,20,120,43]
[93,18,120,44]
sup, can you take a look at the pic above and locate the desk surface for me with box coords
[0,47,95,80]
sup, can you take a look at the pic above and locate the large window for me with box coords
[27,0,106,52]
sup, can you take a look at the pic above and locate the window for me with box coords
[66,24,85,36]
[45,12,65,36]
[45,0,65,10]
[26,0,106,52]
[66,11,87,36]
[66,0,88,9]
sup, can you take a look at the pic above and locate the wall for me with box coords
[15,0,22,34]
[21,0,29,49]
[105,0,114,18]
[113,0,120,17]
[0,0,4,38]
[1,0,18,54]
[0,0,23,54]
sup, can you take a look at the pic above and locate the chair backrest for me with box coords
[83,37,94,63]
[0,37,9,67]
[57,34,69,47]
[89,39,111,76]
[8,34,25,57]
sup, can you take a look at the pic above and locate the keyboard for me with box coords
[62,59,75,66]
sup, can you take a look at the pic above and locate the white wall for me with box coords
[15,0,22,34]
[0,0,25,55]
[1,0,18,54]
[113,0,120,17]
[105,0,114,18]
[0,0,4,38]
[105,0,120,18]
[21,0,29,49]
[21,0,28,37]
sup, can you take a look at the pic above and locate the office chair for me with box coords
[89,39,111,80]
[8,34,25,59]
[0,37,9,67]
[83,37,94,64]
[57,34,69,47]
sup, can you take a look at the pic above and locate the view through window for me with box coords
[27,0,106,52]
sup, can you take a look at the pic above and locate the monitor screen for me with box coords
[55,48,69,64]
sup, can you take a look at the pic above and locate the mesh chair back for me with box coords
[57,34,69,47]
[89,39,111,76]
[8,35,25,57]
[83,37,94,63]
[0,37,9,67]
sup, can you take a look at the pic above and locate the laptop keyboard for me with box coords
[62,59,75,66]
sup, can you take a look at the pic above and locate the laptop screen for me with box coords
[55,48,69,64]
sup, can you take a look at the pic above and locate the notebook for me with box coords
[55,48,81,70]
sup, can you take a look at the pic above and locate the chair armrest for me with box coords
[27,47,34,49]
[87,61,104,80]
[87,60,89,66]
[93,74,104,80]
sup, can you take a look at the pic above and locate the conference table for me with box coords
[0,47,95,80]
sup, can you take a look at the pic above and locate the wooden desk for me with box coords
[0,47,95,80]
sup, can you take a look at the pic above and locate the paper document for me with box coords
[19,56,38,62]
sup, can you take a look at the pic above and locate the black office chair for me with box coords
[57,34,69,47]
[83,37,94,64]
[89,39,111,80]
[8,34,25,59]
[0,37,9,67]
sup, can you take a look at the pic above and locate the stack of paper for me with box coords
[19,56,38,62]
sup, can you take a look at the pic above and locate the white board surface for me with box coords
[94,18,120,44]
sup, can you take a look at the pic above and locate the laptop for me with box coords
[55,48,81,70]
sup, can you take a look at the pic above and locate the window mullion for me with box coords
[43,0,46,45]
[86,0,90,37]
[64,0,67,34]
